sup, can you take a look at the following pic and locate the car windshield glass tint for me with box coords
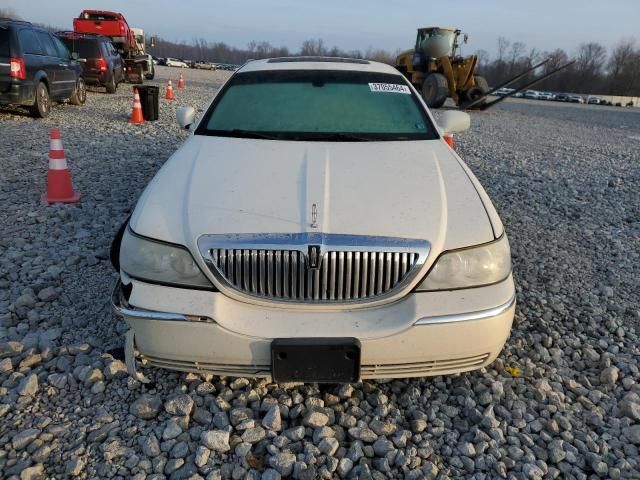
[0,28,9,57]
[60,38,100,58]
[197,70,437,141]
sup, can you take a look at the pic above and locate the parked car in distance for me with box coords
[494,87,515,96]
[555,93,569,102]
[524,90,539,99]
[569,95,584,104]
[111,57,515,382]
[165,57,188,68]
[0,18,86,117]
[587,96,601,105]
[193,61,216,70]
[538,91,554,101]
[56,31,124,93]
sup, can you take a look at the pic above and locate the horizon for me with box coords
[3,0,639,60]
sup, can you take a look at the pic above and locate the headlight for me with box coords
[416,235,511,291]
[120,228,213,289]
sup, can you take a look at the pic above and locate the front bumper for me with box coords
[113,276,516,380]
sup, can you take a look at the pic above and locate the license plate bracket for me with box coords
[271,338,360,383]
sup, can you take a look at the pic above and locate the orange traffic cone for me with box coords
[443,134,454,149]
[177,73,185,89]
[129,88,145,123]
[165,80,175,100]
[42,128,80,204]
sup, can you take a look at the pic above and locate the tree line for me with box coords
[474,37,640,96]
[148,37,397,66]
[149,35,640,96]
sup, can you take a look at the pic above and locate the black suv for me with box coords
[56,32,124,94]
[0,19,86,117]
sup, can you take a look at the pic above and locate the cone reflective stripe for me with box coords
[165,80,175,100]
[129,88,145,123]
[443,134,454,149]
[177,73,185,89]
[43,128,80,204]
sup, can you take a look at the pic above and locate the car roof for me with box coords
[237,57,400,75]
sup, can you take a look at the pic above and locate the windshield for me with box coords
[59,38,101,58]
[196,70,438,141]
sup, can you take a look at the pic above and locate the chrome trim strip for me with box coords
[111,281,214,323]
[414,292,516,325]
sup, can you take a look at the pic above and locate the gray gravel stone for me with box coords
[130,393,162,419]
[16,372,38,396]
[262,404,282,431]
[242,426,266,443]
[600,366,619,384]
[165,393,195,416]
[195,445,211,467]
[201,430,230,452]
[12,428,41,450]
[302,410,329,428]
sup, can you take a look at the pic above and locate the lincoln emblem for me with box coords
[311,203,318,228]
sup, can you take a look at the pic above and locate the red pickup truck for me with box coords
[73,10,154,82]
[73,10,135,54]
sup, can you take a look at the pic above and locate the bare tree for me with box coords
[0,7,20,19]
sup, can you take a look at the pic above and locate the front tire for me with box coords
[422,73,449,108]
[69,77,86,105]
[30,81,50,118]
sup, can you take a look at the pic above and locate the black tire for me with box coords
[422,73,449,108]
[105,73,117,94]
[30,81,50,118]
[110,216,131,272]
[136,65,144,85]
[145,64,155,80]
[461,75,490,106]
[474,75,489,94]
[69,77,86,105]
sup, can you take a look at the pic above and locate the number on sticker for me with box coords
[368,83,411,94]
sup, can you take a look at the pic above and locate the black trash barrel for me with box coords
[133,85,159,121]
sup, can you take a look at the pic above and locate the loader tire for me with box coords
[422,73,448,108]
[474,75,489,93]
[462,75,489,106]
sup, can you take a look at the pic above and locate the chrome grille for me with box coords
[198,233,430,304]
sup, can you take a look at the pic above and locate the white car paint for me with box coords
[165,57,188,68]
[114,58,515,381]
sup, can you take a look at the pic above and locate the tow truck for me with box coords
[73,10,154,83]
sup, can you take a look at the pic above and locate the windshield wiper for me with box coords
[224,129,282,140]
[297,132,372,142]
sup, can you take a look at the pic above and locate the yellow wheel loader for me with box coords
[396,27,575,110]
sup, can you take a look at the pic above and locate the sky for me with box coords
[3,0,639,58]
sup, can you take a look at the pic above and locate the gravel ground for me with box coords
[1,66,639,480]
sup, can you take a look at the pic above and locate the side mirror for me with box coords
[176,106,196,130]
[438,110,470,135]
[463,34,469,44]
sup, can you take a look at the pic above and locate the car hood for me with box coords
[131,135,495,258]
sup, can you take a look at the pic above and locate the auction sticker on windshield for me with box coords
[368,83,411,94]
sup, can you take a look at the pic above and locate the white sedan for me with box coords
[111,57,515,382]
[165,57,188,68]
